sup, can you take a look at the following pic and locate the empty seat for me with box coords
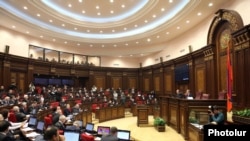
[218,91,226,100]
[201,93,210,100]
[195,91,202,100]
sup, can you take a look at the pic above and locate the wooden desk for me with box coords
[136,105,149,126]
[159,96,226,140]
[188,123,203,141]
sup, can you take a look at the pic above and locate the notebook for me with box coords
[97,126,110,136]
[64,130,80,141]
[36,121,44,133]
[117,130,130,140]
[85,122,94,132]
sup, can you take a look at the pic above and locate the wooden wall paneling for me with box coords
[111,76,122,89]
[143,77,150,92]
[219,55,227,91]
[3,60,11,88]
[18,73,25,93]
[164,73,172,95]
[94,76,106,90]
[204,59,216,97]
[195,66,205,93]
[244,48,250,107]
[127,77,137,90]
[235,51,244,107]
[10,72,16,86]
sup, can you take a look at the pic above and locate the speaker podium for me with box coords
[136,105,149,127]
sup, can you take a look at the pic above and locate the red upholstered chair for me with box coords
[75,99,82,104]
[8,112,17,122]
[81,133,94,141]
[195,91,202,100]
[91,104,98,113]
[201,93,210,100]
[44,116,52,129]
[218,91,226,100]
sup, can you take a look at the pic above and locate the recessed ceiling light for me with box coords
[130,55,133,56]
[110,0,114,3]
[197,12,202,16]
[140,54,144,56]
[23,6,28,10]
[26,31,29,34]
[40,35,43,38]
[136,41,139,44]
[79,0,82,3]
[53,39,56,42]
[157,35,160,38]
[62,24,65,27]
[97,12,101,15]
[12,25,16,28]
[74,27,77,30]
[77,43,80,46]
[64,41,67,44]
[123,27,127,30]
[49,19,53,23]
[102,45,105,47]
[37,13,40,17]
[110,10,114,14]
[166,32,170,34]
[87,29,90,32]
[147,38,151,42]
[113,44,117,47]
[177,26,180,29]
[186,20,190,23]
[121,4,125,8]
[208,3,213,7]
[152,15,156,18]
[144,20,148,23]
[100,30,103,33]
[82,10,85,14]
[125,43,128,46]
[119,55,122,57]
[169,0,173,3]
[134,24,138,27]
[112,29,115,32]
[161,8,165,12]
[89,44,93,47]
[96,5,100,9]
[68,4,72,7]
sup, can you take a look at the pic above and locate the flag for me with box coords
[227,41,233,112]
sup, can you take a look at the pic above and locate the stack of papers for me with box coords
[22,127,35,132]
[26,132,40,138]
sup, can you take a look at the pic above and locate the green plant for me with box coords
[233,109,250,117]
[154,117,166,126]
[189,116,198,123]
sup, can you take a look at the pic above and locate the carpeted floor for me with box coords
[94,116,185,141]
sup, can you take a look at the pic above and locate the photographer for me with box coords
[208,105,225,125]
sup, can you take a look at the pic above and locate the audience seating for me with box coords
[44,116,52,129]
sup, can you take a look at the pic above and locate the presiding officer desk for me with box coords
[159,96,226,141]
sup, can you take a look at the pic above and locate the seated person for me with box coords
[101,126,119,141]
[65,121,81,131]
[55,115,67,130]
[184,89,193,99]
[0,120,18,141]
[208,105,225,125]
[176,89,184,98]
[12,106,28,122]
[63,104,71,117]
[71,103,81,114]
[35,126,65,141]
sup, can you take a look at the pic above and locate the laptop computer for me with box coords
[97,126,110,137]
[85,122,95,133]
[36,121,44,133]
[28,117,37,128]
[64,130,80,141]
[117,129,131,141]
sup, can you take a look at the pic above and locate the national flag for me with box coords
[227,40,233,112]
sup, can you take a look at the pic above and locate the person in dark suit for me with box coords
[71,103,81,114]
[101,126,119,141]
[54,115,66,130]
[12,106,27,122]
[63,104,71,117]
[0,120,15,141]
[176,89,184,98]
[42,126,65,141]
[184,89,193,99]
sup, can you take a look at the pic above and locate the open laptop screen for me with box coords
[97,126,110,135]
[28,117,37,126]
[85,123,94,131]
[64,131,80,141]
[117,130,130,140]
[36,121,44,132]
